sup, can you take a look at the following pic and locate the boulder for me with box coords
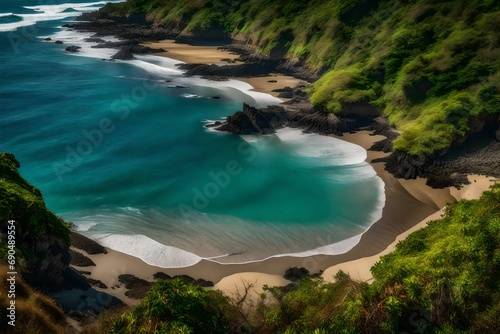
[71,232,107,254]
[283,267,310,282]
[118,274,153,299]
[215,103,288,134]
[69,249,96,267]
[153,272,171,280]
[65,45,81,52]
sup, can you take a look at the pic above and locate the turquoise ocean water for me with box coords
[0,0,385,267]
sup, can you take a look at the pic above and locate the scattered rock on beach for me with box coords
[267,79,278,83]
[271,86,293,93]
[283,267,310,282]
[69,249,96,267]
[277,90,294,98]
[195,278,214,287]
[110,44,165,60]
[71,232,107,254]
[153,272,171,280]
[118,274,153,299]
[87,278,107,289]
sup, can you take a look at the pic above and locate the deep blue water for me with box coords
[0,0,385,267]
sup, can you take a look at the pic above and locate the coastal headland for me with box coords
[57,13,499,306]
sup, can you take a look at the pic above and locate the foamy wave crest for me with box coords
[275,128,368,165]
[48,29,119,59]
[0,0,123,32]
[93,234,203,268]
[128,55,282,107]
[0,12,14,18]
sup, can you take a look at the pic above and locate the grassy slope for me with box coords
[102,0,500,155]
[0,153,70,281]
[0,264,67,334]
[101,184,500,334]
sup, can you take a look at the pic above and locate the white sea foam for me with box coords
[0,12,14,17]
[128,54,282,107]
[73,221,97,232]
[0,0,123,32]
[22,1,387,266]
[49,29,119,59]
[274,128,368,165]
[93,234,203,267]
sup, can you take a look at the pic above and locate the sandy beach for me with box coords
[71,40,498,306]
[142,39,305,99]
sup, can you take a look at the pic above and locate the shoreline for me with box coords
[69,40,497,305]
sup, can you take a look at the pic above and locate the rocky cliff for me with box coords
[0,153,83,291]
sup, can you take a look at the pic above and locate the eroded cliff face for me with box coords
[0,153,72,291]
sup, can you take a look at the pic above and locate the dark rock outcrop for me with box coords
[179,60,280,78]
[69,249,96,267]
[195,278,214,287]
[65,45,81,52]
[55,40,64,44]
[288,108,348,135]
[71,232,107,254]
[0,153,74,292]
[215,103,288,134]
[283,267,310,282]
[153,272,171,280]
[118,274,154,299]
[111,44,165,60]
[87,277,107,289]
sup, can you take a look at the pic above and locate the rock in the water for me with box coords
[84,37,105,43]
[111,48,134,60]
[111,44,165,60]
[55,40,64,44]
[283,267,310,282]
[65,45,81,52]
[43,37,52,41]
[215,103,288,134]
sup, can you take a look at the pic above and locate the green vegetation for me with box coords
[101,0,500,155]
[87,278,244,334]
[0,264,67,334]
[94,184,499,333]
[0,152,70,275]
